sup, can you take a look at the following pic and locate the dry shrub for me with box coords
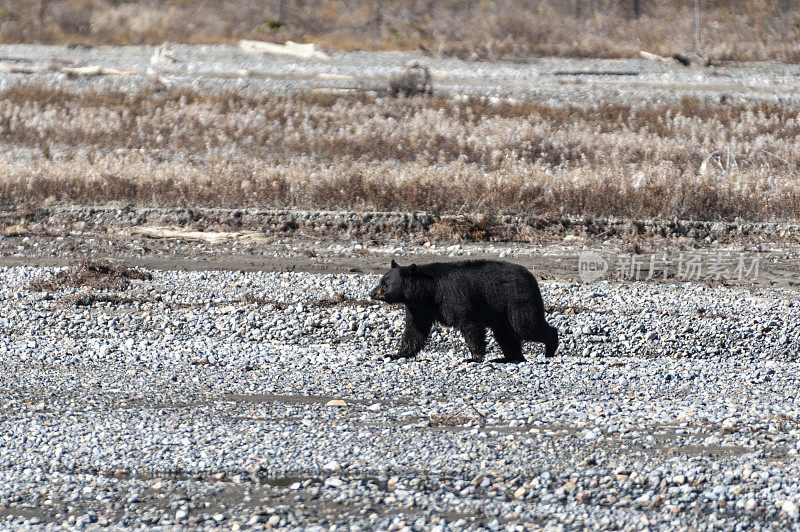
[29,259,152,292]
[240,293,289,309]
[428,215,514,242]
[241,293,374,309]
[61,293,137,306]
[428,413,480,427]
[306,293,376,308]
[389,64,433,97]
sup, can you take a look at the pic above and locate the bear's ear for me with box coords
[402,263,431,279]
[391,259,400,269]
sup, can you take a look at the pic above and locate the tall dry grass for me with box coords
[0,86,798,220]
[1,1,800,62]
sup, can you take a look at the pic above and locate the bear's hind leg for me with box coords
[459,323,486,363]
[509,308,559,359]
[490,326,525,363]
[528,323,558,358]
[392,309,433,360]
[542,325,559,358]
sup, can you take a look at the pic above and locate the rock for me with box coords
[323,460,341,472]
[326,399,347,407]
[247,515,266,525]
[782,500,800,519]
[325,477,344,488]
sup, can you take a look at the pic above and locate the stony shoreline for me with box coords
[4,205,800,243]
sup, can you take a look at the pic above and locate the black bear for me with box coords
[369,259,558,363]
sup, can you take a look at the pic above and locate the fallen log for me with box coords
[238,39,330,60]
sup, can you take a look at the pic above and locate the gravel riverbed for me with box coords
[1,265,800,530]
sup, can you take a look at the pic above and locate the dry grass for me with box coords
[241,293,375,309]
[428,215,524,242]
[60,292,138,307]
[427,413,479,427]
[28,259,153,292]
[52,290,376,308]
[2,1,800,62]
[1,85,799,221]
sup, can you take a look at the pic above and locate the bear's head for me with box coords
[370,259,422,304]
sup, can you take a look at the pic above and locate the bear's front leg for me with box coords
[390,309,433,360]
[460,323,486,363]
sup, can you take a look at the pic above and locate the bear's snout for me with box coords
[370,286,385,300]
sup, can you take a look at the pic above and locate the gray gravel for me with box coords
[1,265,800,530]
[1,43,800,105]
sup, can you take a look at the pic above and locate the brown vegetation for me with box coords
[28,259,152,292]
[1,85,799,221]
[1,1,800,62]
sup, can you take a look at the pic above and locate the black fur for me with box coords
[369,259,559,363]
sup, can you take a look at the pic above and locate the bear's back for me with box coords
[421,260,538,302]
[422,259,532,281]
